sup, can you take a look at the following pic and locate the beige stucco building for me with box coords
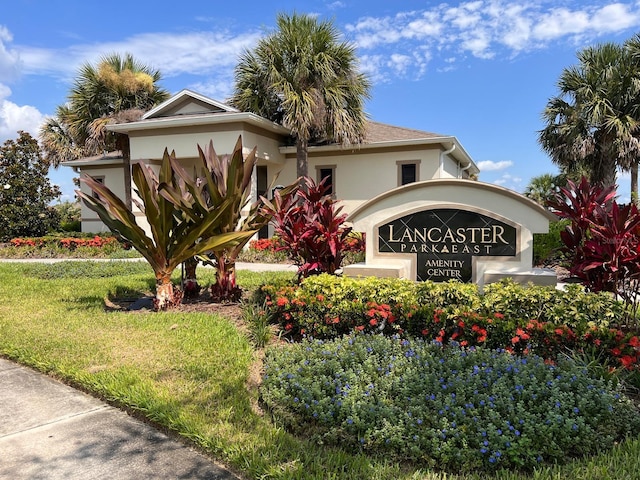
[63,89,480,234]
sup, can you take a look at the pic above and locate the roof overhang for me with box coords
[61,153,124,169]
[107,112,291,136]
[280,136,480,174]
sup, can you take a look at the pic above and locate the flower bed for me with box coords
[2,234,134,258]
[257,275,640,371]
[262,334,640,472]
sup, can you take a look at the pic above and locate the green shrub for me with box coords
[257,275,639,370]
[533,219,569,266]
[262,334,640,473]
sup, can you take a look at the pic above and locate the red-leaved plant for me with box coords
[548,176,640,320]
[261,176,352,279]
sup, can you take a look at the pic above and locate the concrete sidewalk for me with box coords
[0,358,240,480]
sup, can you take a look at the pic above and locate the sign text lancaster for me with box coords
[378,209,517,282]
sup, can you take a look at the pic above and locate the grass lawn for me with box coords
[1,260,639,479]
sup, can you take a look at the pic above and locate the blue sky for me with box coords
[3,0,640,203]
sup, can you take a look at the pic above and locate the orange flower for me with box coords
[515,328,530,341]
[276,297,289,307]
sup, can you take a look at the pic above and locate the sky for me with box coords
[3,0,640,203]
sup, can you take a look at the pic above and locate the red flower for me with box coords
[515,328,530,341]
[285,323,293,331]
[355,325,365,331]
[276,297,289,307]
[369,319,378,326]
[460,340,469,347]
[422,329,429,336]
[611,348,622,357]
[511,336,520,344]
[494,313,504,319]
[629,336,640,348]
[620,355,636,368]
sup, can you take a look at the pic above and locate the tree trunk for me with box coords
[155,274,177,311]
[182,257,199,298]
[631,160,638,205]
[210,254,242,303]
[591,155,617,189]
[296,138,309,180]
[117,133,132,210]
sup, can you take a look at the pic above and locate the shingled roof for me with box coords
[363,121,445,143]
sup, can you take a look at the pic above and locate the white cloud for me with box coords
[14,30,262,82]
[0,25,22,82]
[477,160,513,171]
[0,84,45,143]
[345,1,640,80]
[491,172,524,192]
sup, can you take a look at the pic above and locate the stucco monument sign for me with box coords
[343,179,557,288]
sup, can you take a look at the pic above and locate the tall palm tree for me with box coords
[230,12,371,179]
[539,42,640,191]
[40,53,170,206]
[623,33,640,202]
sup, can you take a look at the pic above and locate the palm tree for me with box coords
[40,53,170,206]
[623,33,640,202]
[230,12,371,179]
[539,42,640,191]
[524,173,566,209]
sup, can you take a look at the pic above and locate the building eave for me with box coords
[107,112,291,136]
[280,136,480,174]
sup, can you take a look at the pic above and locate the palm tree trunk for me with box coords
[117,133,132,209]
[296,138,309,179]
[631,160,638,205]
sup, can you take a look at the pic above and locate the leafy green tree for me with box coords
[230,12,371,179]
[41,53,170,207]
[539,42,640,190]
[524,173,566,208]
[77,146,254,310]
[54,201,82,232]
[0,131,60,241]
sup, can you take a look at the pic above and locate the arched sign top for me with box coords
[343,178,557,287]
[348,179,556,234]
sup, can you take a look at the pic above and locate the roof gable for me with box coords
[142,89,239,120]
